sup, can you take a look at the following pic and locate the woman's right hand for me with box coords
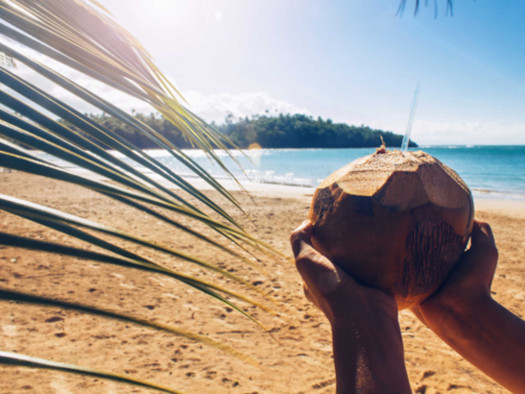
[411,220,525,393]
[411,220,499,329]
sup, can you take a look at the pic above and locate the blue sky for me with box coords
[100,1,525,145]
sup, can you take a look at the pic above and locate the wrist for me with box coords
[330,299,404,356]
[331,309,409,394]
[329,288,399,328]
[420,290,493,338]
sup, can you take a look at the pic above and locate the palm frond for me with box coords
[0,286,256,364]
[0,351,180,394]
[397,0,454,17]
[0,0,275,391]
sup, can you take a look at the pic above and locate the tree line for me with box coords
[75,112,417,149]
[214,113,416,148]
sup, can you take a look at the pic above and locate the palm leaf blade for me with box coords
[0,286,255,363]
[0,351,180,394]
[0,0,274,389]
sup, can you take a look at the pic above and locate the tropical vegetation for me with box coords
[71,112,416,149]
[216,113,417,149]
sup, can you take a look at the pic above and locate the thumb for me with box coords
[470,220,497,257]
[467,220,498,288]
[290,220,313,258]
[290,221,343,294]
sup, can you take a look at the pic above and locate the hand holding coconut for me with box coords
[291,219,525,393]
[290,221,411,394]
[291,150,525,392]
[412,220,525,393]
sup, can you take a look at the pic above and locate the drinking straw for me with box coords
[401,83,420,152]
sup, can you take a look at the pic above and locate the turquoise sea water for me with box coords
[154,146,525,199]
[41,145,525,199]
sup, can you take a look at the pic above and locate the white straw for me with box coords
[401,84,420,152]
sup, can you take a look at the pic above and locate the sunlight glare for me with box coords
[110,0,222,54]
[149,0,176,13]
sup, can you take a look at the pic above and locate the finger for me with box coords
[471,220,495,244]
[303,282,314,303]
[303,282,325,312]
[293,237,334,281]
[290,220,357,298]
[290,220,333,278]
[291,223,344,294]
[296,249,345,297]
[290,220,313,257]
[470,220,498,261]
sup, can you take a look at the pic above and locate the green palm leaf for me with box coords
[0,0,244,181]
[0,0,276,391]
[0,286,255,364]
[0,194,268,314]
[0,149,266,253]
[0,66,244,223]
[0,351,180,394]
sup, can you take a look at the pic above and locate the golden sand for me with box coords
[0,173,523,393]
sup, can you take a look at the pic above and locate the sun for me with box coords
[102,0,224,56]
[149,0,176,13]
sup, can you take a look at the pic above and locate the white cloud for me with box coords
[341,114,525,146]
[183,90,310,123]
[4,37,308,124]
[412,119,525,146]
[2,37,154,115]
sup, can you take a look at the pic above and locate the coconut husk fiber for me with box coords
[309,150,474,309]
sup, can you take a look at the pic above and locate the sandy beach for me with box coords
[0,172,524,393]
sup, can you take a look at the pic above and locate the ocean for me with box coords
[40,145,525,200]
[149,145,525,200]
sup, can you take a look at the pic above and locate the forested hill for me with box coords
[84,112,417,149]
[215,114,417,149]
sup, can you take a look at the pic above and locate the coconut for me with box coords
[308,150,474,310]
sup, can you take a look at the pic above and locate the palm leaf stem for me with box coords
[0,213,267,323]
[0,87,188,208]
[0,229,271,320]
[1,1,237,163]
[0,145,262,266]
[0,19,151,101]
[0,149,272,274]
[0,105,247,250]
[0,138,49,164]
[0,4,160,99]
[0,10,249,211]
[0,69,218,212]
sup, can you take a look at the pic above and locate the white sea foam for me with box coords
[36,147,525,198]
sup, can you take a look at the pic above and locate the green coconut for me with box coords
[308,150,474,310]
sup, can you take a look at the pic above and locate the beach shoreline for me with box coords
[141,170,525,204]
[0,172,523,393]
[188,177,525,218]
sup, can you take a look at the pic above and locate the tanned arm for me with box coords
[412,220,525,393]
[291,221,411,394]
